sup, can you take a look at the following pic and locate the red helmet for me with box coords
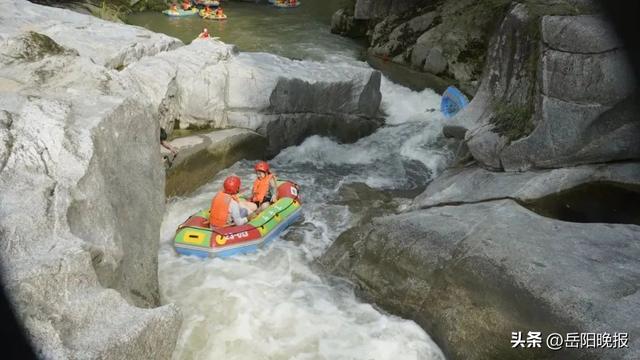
[223,176,241,194]
[254,161,270,173]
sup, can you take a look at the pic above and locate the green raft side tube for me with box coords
[249,197,296,235]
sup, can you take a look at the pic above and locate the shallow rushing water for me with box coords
[139,2,453,358]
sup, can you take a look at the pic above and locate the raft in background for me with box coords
[174,181,302,258]
[200,9,227,20]
[272,1,301,8]
[440,86,469,118]
[162,8,199,16]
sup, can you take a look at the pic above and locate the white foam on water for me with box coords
[160,190,444,360]
[380,77,443,125]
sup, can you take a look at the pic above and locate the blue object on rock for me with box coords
[440,86,469,118]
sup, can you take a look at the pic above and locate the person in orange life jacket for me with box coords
[215,7,224,17]
[251,161,278,212]
[209,176,258,228]
[181,0,191,10]
[203,5,212,15]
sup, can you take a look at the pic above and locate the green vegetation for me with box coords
[88,0,129,22]
[14,32,68,62]
[485,0,594,144]
[489,102,534,142]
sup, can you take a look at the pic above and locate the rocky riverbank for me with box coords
[321,1,640,359]
[0,0,382,357]
[331,0,604,95]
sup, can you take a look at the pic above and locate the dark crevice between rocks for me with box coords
[521,181,640,226]
[411,196,514,212]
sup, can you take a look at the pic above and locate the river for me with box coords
[130,2,453,359]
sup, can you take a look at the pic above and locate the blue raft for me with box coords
[440,86,469,118]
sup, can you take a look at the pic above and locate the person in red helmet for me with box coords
[198,28,210,39]
[209,176,256,227]
[251,161,279,211]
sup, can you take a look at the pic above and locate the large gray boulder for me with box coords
[125,40,384,154]
[497,15,638,170]
[456,9,639,170]
[319,199,640,360]
[0,54,181,360]
[0,1,186,357]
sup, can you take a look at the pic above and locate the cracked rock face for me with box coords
[454,8,639,171]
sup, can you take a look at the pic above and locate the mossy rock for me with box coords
[11,32,76,63]
[489,102,534,142]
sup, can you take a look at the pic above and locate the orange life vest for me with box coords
[209,192,237,227]
[252,173,274,204]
